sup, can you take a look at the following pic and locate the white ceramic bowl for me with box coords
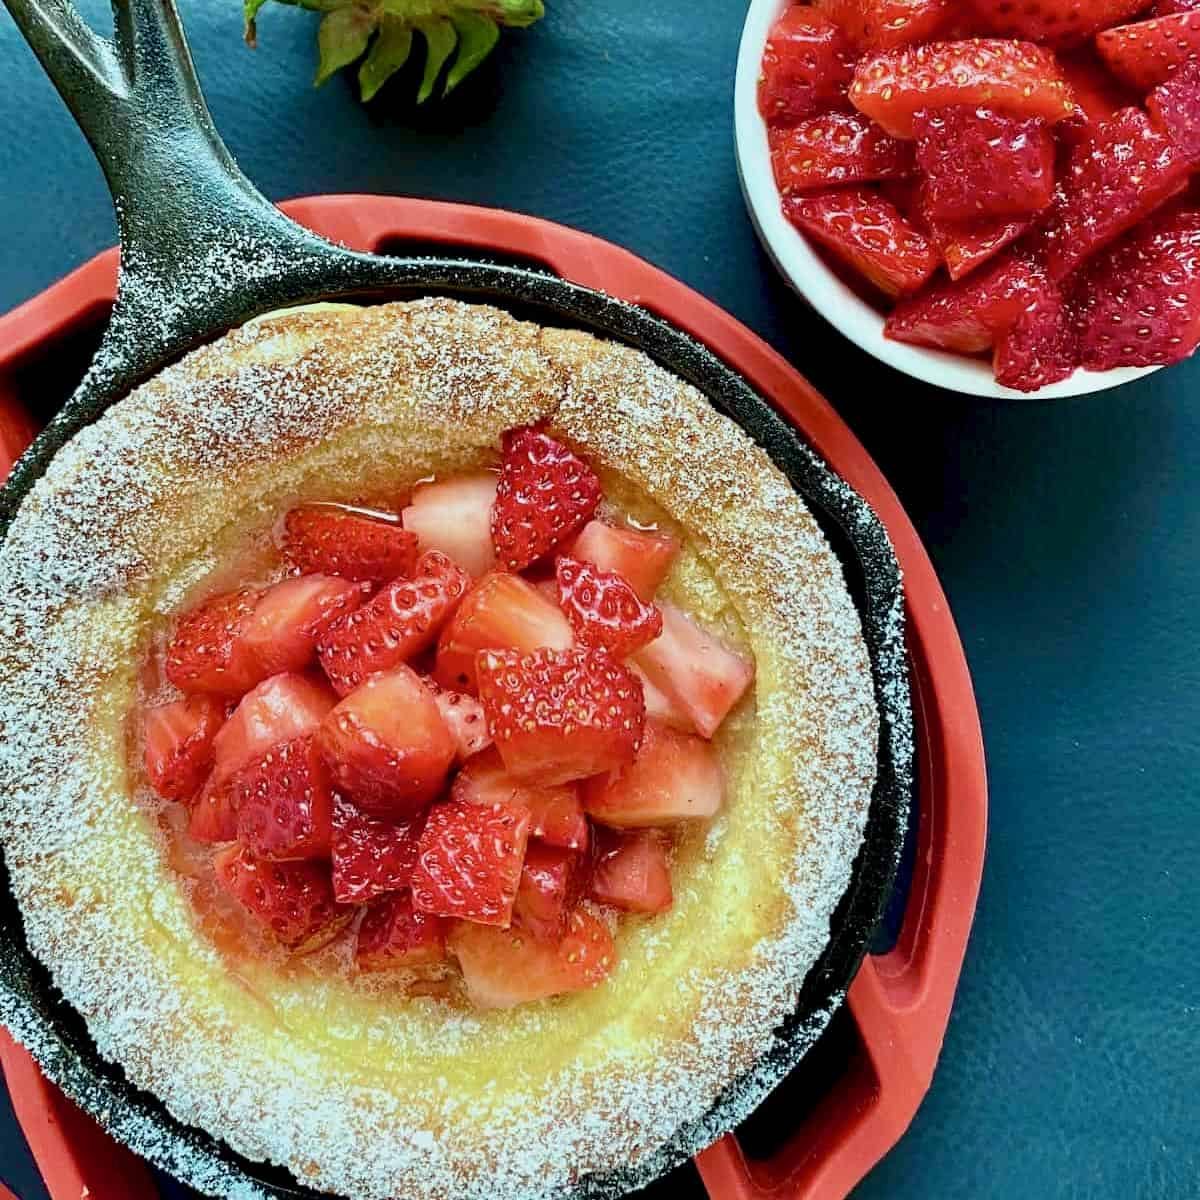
[733,0,1161,399]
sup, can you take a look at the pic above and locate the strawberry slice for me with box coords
[927,211,1034,280]
[280,503,417,584]
[421,681,491,761]
[814,0,954,51]
[243,574,368,679]
[581,721,725,828]
[589,829,674,914]
[1149,61,1200,156]
[143,695,227,801]
[213,844,348,952]
[566,521,679,601]
[317,665,457,820]
[434,571,572,693]
[356,891,447,970]
[555,556,663,658]
[330,797,422,904]
[477,647,646,786]
[850,40,1074,138]
[188,773,241,844]
[758,6,856,127]
[491,427,601,572]
[316,551,469,696]
[234,734,334,860]
[401,472,499,579]
[1074,203,1200,369]
[512,844,585,940]
[451,748,589,851]
[165,588,262,696]
[633,604,754,740]
[769,112,916,194]
[965,0,1148,45]
[993,285,1078,392]
[410,799,531,926]
[783,187,938,297]
[1097,12,1200,91]
[448,908,615,1009]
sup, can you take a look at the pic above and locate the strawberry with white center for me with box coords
[165,588,262,696]
[476,646,645,786]
[410,799,531,926]
[330,798,423,905]
[280,503,418,584]
[449,909,615,1009]
[316,551,470,695]
[555,556,662,658]
[589,829,674,914]
[234,735,334,860]
[402,472,499,578]
[490,426,601,571]
[318,664,457,819]
[512,844,585,941]
[243,574,368,679]
[356,891,447,970]
[143,695,227,801]
[567,519,680,601]
[422,681,491,761]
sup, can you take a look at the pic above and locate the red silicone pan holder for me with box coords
[0,196,987,1200]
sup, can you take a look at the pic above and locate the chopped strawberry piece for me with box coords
[143,695,227,801]
[411,799,531,926]
[280,503,417,584]
[758,6,856,127]
[513,844,585,940]
[1074,203,1200,368]
[633,604,754,740]
[451,748,589,851]
[448,908,615,1009]
[317,665,457,819]
[434,571,572,693]
[769,112,916,194]
[1057,48,1139,136]
[814,0,954,51]
[356,891,447,970]
[477,647,646,786]
[1148,61,1200,156]
[1036,107,1197,281]
[243,574,368,679]
[1097,12,1200,91]
[491,427,601,572]
[423,681,491,761]
[213,844,347,952]
[566,520,680,601]
[965,0,1148,45]
[316,551,469,695]
[783,187,938,297]
[589,829,674,914]
[402,472,499,579]
[927,211,1034,280]
[234,734,334,860]
[629,662,693,732]
[913,107,1056,221]
[164,588,262,696]
[188,773,240,844]
[331,797,422,904]
[994,285,1078,392]
[582,721,725,828]
[849,40,1074,138]
[554,556,663,658]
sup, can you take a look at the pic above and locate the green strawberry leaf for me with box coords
[417,18,457,103]
[359,14,414,101]
[445,12,499,93]
[315,5,378,87]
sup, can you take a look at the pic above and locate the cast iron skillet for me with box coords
[0,2,913,1196]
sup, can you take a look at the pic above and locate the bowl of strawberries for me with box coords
[735,0,1200,396]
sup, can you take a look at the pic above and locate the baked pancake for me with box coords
[0,298,877,1199]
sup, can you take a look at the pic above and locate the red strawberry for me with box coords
[589,829,674,914]
[581,721,725,828]
[1156,0,1200,13]
[316,551,469,695]
[769,112,916,194]
[633,604,754,740]
[1074,203,1200,369]
[927,211,1034,280]
[448,908,615,1009]
[317,665,457,819]
[188,772,241,844]
[1148,61,1200,156]
[401,472,498,579]
[356,891,447,970]
[1036,107,1197,281]
[411,799,531,926]
[554,556,663,658]
[1097,12,1200,91]
[512,844,585,940]
[280,503,417,584]
[965,0,1148,45]
[242,574,368,679]
[993,286,1078,392]
[434,571,572,693]
[330,797,422,904]
[758,7,856,127]
[477,647,645,786]
[451,748,589,851]
[565,520,680,602]
[164,589,262,696]
[849,40,1075,138]
[421,681,491,761]
[813,0,954,51]
[143,695,227,801]
[234,734,334,860]
[213,844,348,952]
[1057,48,1140,136]
[491,427,601,572]
[783,187,938,297]
[913,107,1056,222]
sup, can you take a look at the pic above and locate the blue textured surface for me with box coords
[1,2,1198,1198]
